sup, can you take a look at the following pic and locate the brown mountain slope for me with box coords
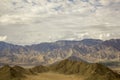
[50,59,120,80]
[30,65,49,73]
[0,65,25,80]
[0,65,34,80]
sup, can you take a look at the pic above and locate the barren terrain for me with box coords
[24,72,84,80]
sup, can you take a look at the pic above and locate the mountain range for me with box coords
[0,57,120,80]
[0,39,120,66]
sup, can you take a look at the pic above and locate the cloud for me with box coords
[0,0,120,25]
[0,36,7,41]
[0,0,120,44]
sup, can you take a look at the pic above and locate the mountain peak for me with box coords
[50,58,120,80]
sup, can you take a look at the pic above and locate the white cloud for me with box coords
[0,36,7,41]
[0,0,120,44]
[0,0,120,25]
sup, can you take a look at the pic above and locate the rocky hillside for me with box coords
[0,65,29,80]
[0,39,120,65]
[0,57,120,80]
[50,57,120,80]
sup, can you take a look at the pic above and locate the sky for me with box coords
[0,0,120,45]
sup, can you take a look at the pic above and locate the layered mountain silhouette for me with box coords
[0,39,120,65]
[0,56,119,80]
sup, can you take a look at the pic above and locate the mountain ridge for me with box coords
[49,57,120,80]
[0,39,120,66]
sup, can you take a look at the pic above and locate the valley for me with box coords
[24,72,84,80]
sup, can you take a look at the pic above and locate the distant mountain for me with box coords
[103,39,120,51]
[0,39,120,66]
